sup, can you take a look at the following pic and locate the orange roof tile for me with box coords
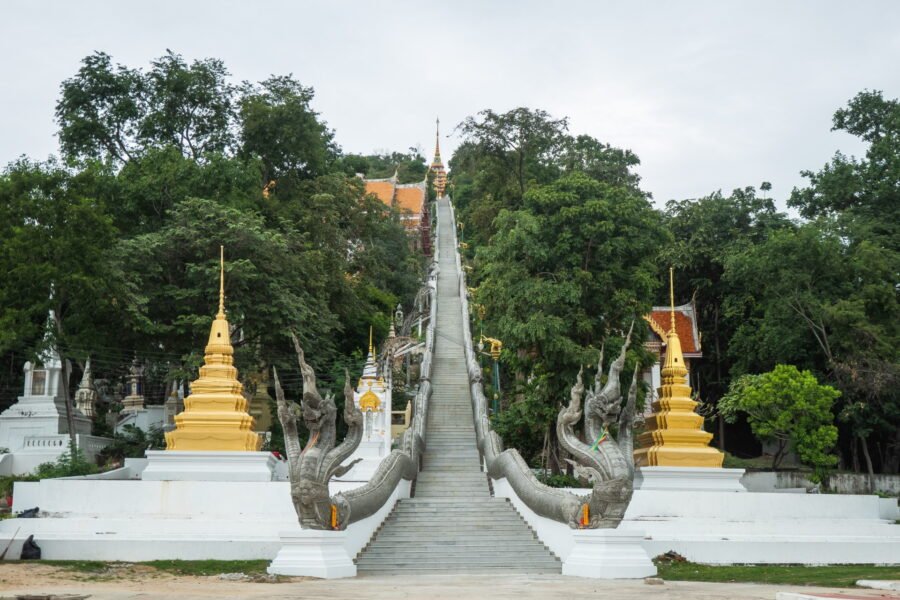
[365,181,395,206]
[644,305,701,356]
[395,186,425,215]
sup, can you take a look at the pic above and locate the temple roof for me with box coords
[395,183,425,215]
[364,180,396,205]
[644,302,702,357]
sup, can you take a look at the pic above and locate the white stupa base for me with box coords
[634,466,747,492]
[142,450,276,482]
[268,529,356,578]
[562,529,656,579]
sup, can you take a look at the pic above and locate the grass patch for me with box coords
[143,559,270,577]
[656,561,900,587]
[11,559,271,578]
[32,560,109,573]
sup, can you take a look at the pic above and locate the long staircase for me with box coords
[355,198,561,574]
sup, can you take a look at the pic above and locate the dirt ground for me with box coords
[1,563,898,600]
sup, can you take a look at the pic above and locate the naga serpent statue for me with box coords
[275,333,420,530]
[557,321,638,528]
[469,317,639,529]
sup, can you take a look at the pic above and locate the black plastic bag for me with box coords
[21,535,41,559]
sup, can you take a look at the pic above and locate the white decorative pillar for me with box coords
[562,529,656,579]
[267,529,356,578]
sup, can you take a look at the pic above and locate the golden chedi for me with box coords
[165,247,261,451]
[634,269,724,468]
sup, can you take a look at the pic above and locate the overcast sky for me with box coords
[1,1,898,208]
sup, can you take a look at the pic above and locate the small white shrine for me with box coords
[336,330,392,482]
[0,314,106,475]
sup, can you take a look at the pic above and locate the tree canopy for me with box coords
[0,51,425,425]
[451,94,899,476]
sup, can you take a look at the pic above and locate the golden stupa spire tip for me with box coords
[669,266,676,333]
[218,245,225,317]
[434,117,442,158]
[368,325,374,355]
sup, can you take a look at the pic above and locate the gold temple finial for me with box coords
[669,266,676,332]
[434,117,442,159]
[368,325,374,356]
[218,245,226,317]
[431,117,448,197]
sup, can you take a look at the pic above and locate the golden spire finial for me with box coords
[669,266,676,332]
[434,117,442,160]
[369,325,374,355]
[218,245,226,317]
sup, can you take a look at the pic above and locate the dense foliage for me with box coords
[451,94,899,475]
[0,51,424,431]
[452,108,661,471]
[1,49,895,478]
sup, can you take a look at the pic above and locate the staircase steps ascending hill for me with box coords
[355,198,561,575]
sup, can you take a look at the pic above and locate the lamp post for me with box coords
[479,335,503,414]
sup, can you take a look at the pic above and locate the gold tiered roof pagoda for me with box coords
[430,117,447,198]
[633,269,724,468]
[165,247,261,452]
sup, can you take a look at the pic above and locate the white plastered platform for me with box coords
[0,460,896,568]
[142,450,277,481]
[634,466,747,492]
[0,458,408,564]
[494,478,899,568]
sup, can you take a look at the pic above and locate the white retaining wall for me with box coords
[0,474,401,561]
[742,471,900,495]
[550,486,900,565]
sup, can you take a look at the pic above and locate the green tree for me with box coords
[477,172,663,469]
[719,365,840,479]
[560,134,643,192]
[239,75,338,183]
[102,146,262,235]
[454,108,569,245]
[790,90,899,248]
[725,221,898,474]
[0,159,134,426]
[114,197,339,373]
[142,51,235,160]
[56,51,236,165]
[340,151,429,184]
[55,51,146,163]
